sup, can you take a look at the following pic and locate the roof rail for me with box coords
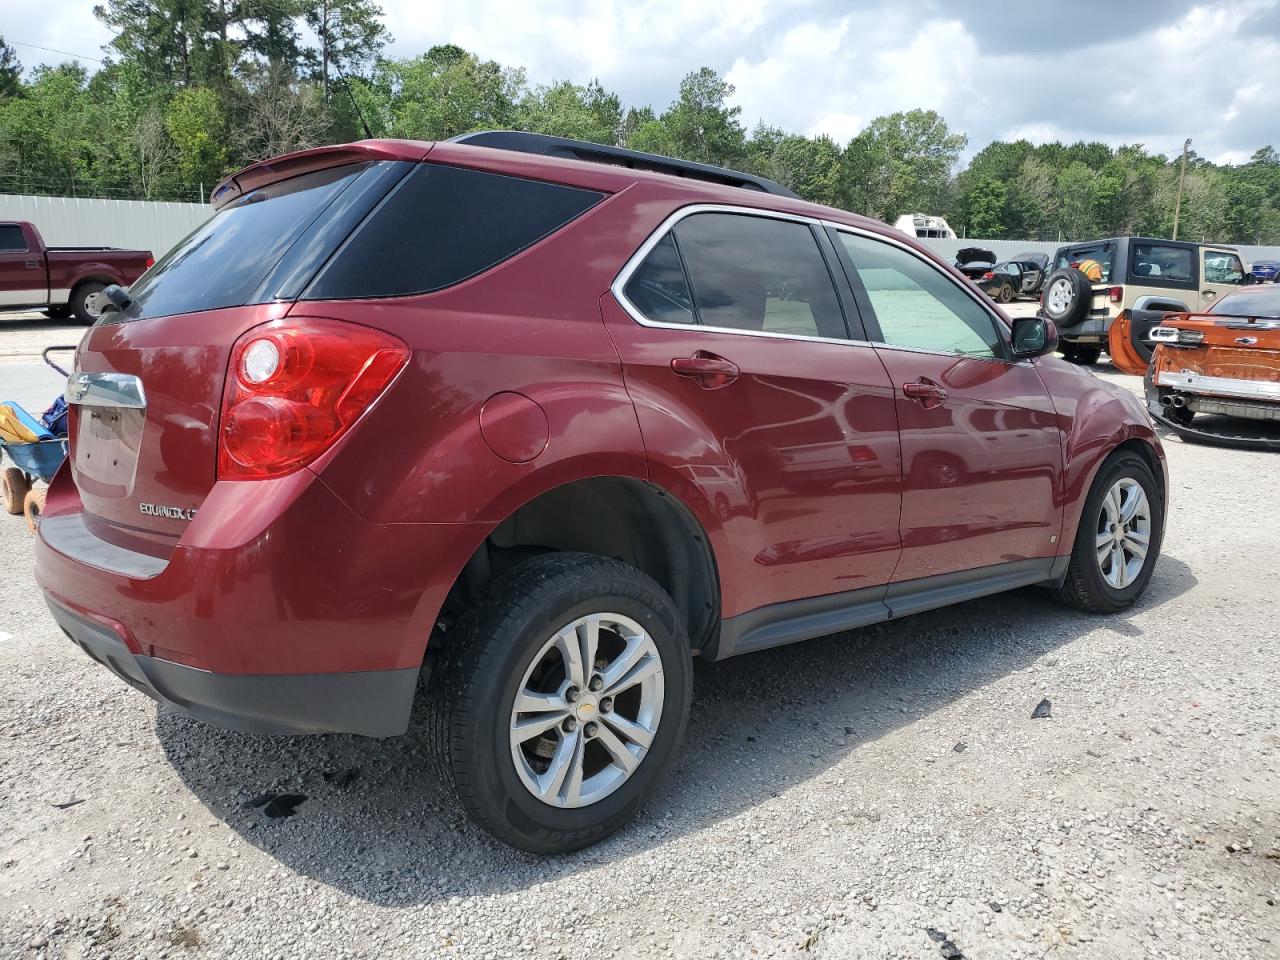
[449,130,799,199]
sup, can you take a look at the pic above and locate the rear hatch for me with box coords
[68,155,417,558]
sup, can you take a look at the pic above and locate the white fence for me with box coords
[2,192,1278,269]
[0,194,211,260]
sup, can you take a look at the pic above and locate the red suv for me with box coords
[35,132,1167,853]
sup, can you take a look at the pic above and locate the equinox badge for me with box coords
[140,503,197,521]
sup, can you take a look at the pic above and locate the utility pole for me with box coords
[1172,138,1191,240]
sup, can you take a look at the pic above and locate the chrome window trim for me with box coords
[610,203,874,347]
[822,220,1019,364]
[65,371,147,409]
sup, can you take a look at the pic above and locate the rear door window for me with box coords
[305,164,604,299]
[116,162,394,322]
[667,213,847,339]
[1133,242,1194,283]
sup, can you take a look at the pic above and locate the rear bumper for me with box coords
[34,465,492,736]
[1154,369,1280,404]
[48,596,418,736]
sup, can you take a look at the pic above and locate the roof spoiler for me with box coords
[450,130,799,199]
[209,140,433,210]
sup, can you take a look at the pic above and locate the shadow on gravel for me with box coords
[156,553,1197,906]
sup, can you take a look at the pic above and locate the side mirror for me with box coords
[1011,316,1058,359]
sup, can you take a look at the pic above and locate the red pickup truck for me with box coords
[0,221,153,323]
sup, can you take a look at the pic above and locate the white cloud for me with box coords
[7,0,1280,165]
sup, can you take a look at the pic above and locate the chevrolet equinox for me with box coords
[35,132,1167,852]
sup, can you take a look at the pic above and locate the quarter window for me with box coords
[308,163,604,300]
[1132,243,1193,282]
[670,213,846,339]
[837,232,1002,358]
[623,233,695,325]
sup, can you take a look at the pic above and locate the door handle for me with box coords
[903,378,948,409]
[1201,289,1215,296]
[24,259,39,269]
[671,351,739,389]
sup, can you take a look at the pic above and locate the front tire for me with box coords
[1056,451,1163,613]
[1062,343,1102,366]
[428,553,692,853]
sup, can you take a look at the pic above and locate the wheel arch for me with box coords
[1061,428,1166,553]
[434,475,723,656]
[67,270,122,297]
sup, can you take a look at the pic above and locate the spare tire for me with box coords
[1041,268,1093,328]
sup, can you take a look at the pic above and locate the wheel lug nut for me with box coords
[565,687,579,703]
[584,722,599,737]
[600,697,613,713]
[562,717,577,733]
[588,675,604,692]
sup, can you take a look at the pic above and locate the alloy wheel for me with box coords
[1046,277,1072,315]
[1095,477,1151,589]
[509,612,664,808]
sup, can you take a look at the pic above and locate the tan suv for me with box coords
[1040,237,1247,365]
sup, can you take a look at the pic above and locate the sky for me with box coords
[6,0,1279,166]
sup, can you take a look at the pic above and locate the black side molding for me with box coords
[450,130,799,199]
[710,556,1069,660]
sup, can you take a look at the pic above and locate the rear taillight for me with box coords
[144,256,155,269]
[1108,286,1122,303]
[981,271,995,280]
[217,317,409,480]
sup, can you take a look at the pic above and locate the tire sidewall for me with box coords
[71,282,106,324]
[457,564,691,852]
[1043,268,1091,327]
[1074,453,1164,608]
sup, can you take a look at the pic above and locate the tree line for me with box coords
[1,1,1278,244]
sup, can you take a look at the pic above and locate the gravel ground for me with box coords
[1,313,1278,959]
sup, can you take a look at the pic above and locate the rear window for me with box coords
[0,225,27,251]
[305,164,604,300]
[115,163,387,322]
[1056,244,1113,282]
[1207,287,1280,318]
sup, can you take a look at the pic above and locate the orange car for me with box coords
[1134,285,1280,449]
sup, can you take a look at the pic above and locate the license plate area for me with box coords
[72,406,145,498]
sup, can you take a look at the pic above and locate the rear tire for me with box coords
[23,487,46,532]
[1056,451,1163,613]
[998,283,1015,304]
[1062,343,1102,366]
[428,552,692,853]
[69,282,107,324]
[3,467,30,515]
